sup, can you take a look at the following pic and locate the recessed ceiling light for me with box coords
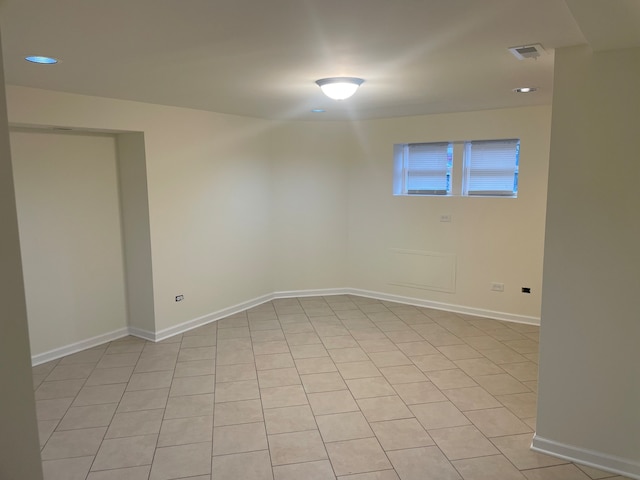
[311,108,326,113]
[25,55,58,64]
[514,87,537,93]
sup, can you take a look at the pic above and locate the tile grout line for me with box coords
[34,295,588,480]
[247,306,275,479]
[277,297,337,478]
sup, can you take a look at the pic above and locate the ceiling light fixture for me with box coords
[316,77,364,100]
[514,87,537,93]
[25,55,58,64]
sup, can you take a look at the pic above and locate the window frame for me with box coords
[393,138,520,198]
[394,141,453,196]
[462,139,520,197]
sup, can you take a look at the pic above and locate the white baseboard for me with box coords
[273,287,539,325]
[346,288,540,325]
[273,287,349,299]
[31,287,538,365]
[153,293,276,342]
[531,434,640,480]
[128,326,156,342]
[153,289,351,341]
[31,328,130,366]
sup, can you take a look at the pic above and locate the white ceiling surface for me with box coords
[565,0,640,52]
[0,0,613,121]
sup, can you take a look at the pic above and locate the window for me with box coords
[395,142,453,195]
[463,139,519,196]
[393,138,520,197]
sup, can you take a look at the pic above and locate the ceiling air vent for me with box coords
[508,44,546,60]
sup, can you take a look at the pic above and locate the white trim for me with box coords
[346,288,540,325]
[153,293,275,342]
[531,434,640,480]
[31,327,129,366]
[273,288,348,299]
[274,287,539,325]
[153,289,349,341]
[128,327,155,342]
[31,288,539,364]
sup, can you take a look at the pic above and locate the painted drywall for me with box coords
[269,121,350,292]
[347,106,551,321]
[535,45,640,475]
[10,129,128,356]
[6,86,552,360]
[0,38,43,480]
[116,132,156,333]
[6,86,274,332]
[143,110,274,331]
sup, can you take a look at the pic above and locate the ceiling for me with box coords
[0,0,634,121]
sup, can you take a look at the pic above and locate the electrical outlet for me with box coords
[490,282,504,292]
[522,287,531,294]
[175,295,184,302]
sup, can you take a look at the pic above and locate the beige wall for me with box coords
[6,86,552,360]
[347,107,551,321]
[535,45,640,476]
[10,129,128,356]
[144,111,273,332]
[116,132,156,334]
[7,86,275,333]
[269,121,350,292]
[0,37,43,479]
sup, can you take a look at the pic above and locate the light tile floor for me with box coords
[32,295,630,480]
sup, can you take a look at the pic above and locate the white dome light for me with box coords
[316,77,364,100]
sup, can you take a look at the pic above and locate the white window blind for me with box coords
[405,142,451,195]
[464,139,519,196]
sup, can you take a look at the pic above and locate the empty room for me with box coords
[0,1,638,480]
